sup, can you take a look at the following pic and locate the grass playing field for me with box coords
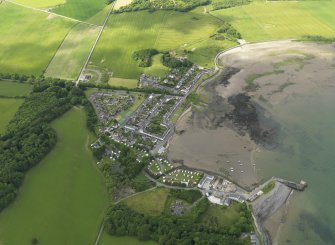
[123,188,169,216]
[0,108,109,245]
[0,2,74,76]
[45,23,100,80]
[53,0,109,22]
[108,77,139,88]
[0,98,24,134]
[90,10,223,79]
[0,81,32,97]
[211,1,335,42]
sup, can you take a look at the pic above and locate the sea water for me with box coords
[255,86,335,244]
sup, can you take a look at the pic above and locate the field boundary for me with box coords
[76,1,116,84]
[5,0,101,27]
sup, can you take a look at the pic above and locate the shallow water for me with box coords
[255,87,335,245]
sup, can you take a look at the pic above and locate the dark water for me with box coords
[255,87,335,244]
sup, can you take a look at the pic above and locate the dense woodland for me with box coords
[132,49,159,67]
[105,199,253,245]
[0,76,90,211]
[161,53,193,69]
[211,0,251,10]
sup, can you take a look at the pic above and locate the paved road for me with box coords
[75,2,115,85]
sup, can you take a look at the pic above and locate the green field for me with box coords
[53,0,109,22]
[202,202,246,227]
[0,108,109,245]
[143,54,170,77]
[123,188,169,216]
[302,1,335,31]
[0,2,74,76]
[11,0,65,9]
[100,231,157,245]
[0,81,32,97]
[45,23,100,80]
[0,98,24,134]
[212,1,335,42]
[109,77,139,88]
[91,10,223,79]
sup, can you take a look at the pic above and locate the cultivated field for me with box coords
[0,108,108,245]
[0,2,74,76]
[0,81,32,97]
[0,98,24,134]
[45,23,100,80]
[302,1,335,31]
[53,0,109,22]
[212,1,335,41]
[90,10,222,79]
[10,0,65,9]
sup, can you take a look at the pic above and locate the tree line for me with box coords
[105,198,251,245]
[114,0,210,13]
[0,76,91,212]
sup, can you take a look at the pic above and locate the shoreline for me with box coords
[166,40,331,244]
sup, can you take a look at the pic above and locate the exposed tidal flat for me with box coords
[168,41,335,244]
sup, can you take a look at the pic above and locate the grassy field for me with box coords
[53,0,109,22]
[212,1,335,42]
[201,202,245,227]
[109,77,138,88]
[100,231,157,245]
[45,23,100,80]
[91,10,223,79]
[143,54,170,77]
[302,1,335,31]
[0,108,109,245]
[0,2,74,76]
[187,38,236,68]
[11,0,65,9]
[0,81,32,97]
[0,98,24,134]
[123,188,169,216]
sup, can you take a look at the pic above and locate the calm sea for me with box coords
[255,86,335,244]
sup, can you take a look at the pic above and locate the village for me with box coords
[87,64,262,212]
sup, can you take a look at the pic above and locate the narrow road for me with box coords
[75,1,116,85]
[5,0,100,27]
